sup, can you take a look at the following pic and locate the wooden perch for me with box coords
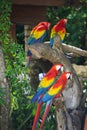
[73,64,87,78]
[62,43,87,57]
[44,41,87,57]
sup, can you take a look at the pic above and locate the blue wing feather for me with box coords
[28,32,47,45]
[50,38,54,47]
[31,88,48,102]
[41,93,54,103]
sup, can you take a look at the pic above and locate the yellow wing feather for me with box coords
[48,85,62,95]
[39,77,54,88]
[33,30,45,39]
[57,30,65,41]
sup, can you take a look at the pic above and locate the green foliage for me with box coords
[0,0,11,106]
[2,41,34,129]
[0,0,11,44]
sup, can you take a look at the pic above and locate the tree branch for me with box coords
[72,64,87,78]
[44,41,87,57]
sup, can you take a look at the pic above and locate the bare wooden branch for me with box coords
[62,43,87,57]
[73,64,87,78]
[44,41,87,57]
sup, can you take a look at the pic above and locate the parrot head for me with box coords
[46,64,63,78]
[56,71,72,90]
[61,72,72,89]
[54,18,67,33]
[60,72,72,83]
[53,64,64,72]
[57,18,67,27]
[65,72,72,80]
[37,21,51,30]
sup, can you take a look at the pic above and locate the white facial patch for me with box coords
[56,65,61,71]
[66,73,72,79]
[56,65,63,71]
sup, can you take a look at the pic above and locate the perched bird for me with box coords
[26,22,50,67]
[50,19,67,47]
[31,64,63,102]
[28,22,51,45]
[39,72,72,130]
[31,64,63,130]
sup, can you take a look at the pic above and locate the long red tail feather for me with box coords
[40,101,52,130]
[32,102,43,130]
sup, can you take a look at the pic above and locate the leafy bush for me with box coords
[2,41,34,129]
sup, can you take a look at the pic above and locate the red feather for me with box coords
[32,102,43,130]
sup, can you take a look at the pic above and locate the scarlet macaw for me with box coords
[26,22,51,67]
[39,72,72,130]
[28,22,51,45]
[50,19,67,47]
[31,64,63,130]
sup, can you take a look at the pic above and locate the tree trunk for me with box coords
[0,44,10,130]
[28,36,86,130]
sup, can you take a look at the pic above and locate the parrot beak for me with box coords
[61,66,64,72]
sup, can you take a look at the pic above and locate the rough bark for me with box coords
[28,36,86,130]
[72,64,87,78]
[0,44,10,130]
[45,41,87,57]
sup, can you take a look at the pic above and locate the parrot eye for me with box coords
[56,65,63,71]
[66,73,72,80]
[56,65,60,71]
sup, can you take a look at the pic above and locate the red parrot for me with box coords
[28,22,51,45]
[39,72,72,130]
[50,19,67,47]
[26,22,51,67]
[31,64,63,130]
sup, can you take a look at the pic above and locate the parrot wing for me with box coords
[41,84,63,102]
[50,29,56,47]
[28,25,47,45]
[56,28,66,41]
[31,77,55,102]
